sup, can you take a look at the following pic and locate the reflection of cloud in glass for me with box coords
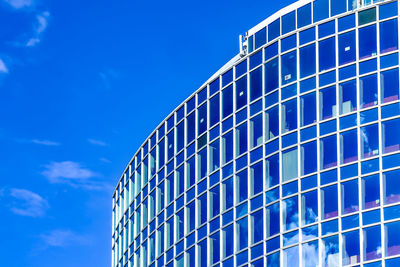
[303,241,319,267]
[283,245,299,266]
[322,236,339,267]
[283,197,299,230]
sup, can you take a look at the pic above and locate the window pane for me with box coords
[342,230,360,265]
[282,11,295,34]
[301,190,318,225]
[166,174,174,204]
[199,193,207,225]
[209,139,220,173]
[266,203,280,240]
[266,106,279,141]
[187,201,196,232]
[313,0,329,22]
[236,122,247,156]
[319,85,336,120]
[382,118,400,154]
[236,169,248,203]
[237,216,248,250]
[268,19,280,41]
[198,103,207,136]
[322,235,339,266]
[187,113,195,144]
[340,129,358,164]
[176,209,184,240]
[254,28,266,50]
[265,57,279,93]
[321,185,338,219]
[359,25,377,60]
[363,225,381,261]
[360,74,378,109]
[187,156,196,187]
[281,51,297,85]
[360,124,379,159]
[250,161,263,196]
[301,141,317,176]
[266,154,280,188]
[222,131,233,164]
[281,99,297,133]
[167,130,174,161]
[300,92,316,127]
[380,19,398,54]
[211,185,220,218]
[209,94,220,127]
[297,3,311,28]
[282,147,298,182]
[236,76,247,110]
[331,0,346,16]
[339,79,357,115]
[320,135,337,169]
[176,165,184,196]
[198,147,207,179]
[303,241,319,267]
[250,67,262,101]
[381,68,399,103]
[341,179,359,215]
[222,177,233,211]
[222,85,233,118]
[250,114,263,148]
[385,221,400,256]
[362,174,380,209]
[251,209,264,244]
[300,43,316,78]
[339,31,356,66]
[283,196,299,231]
[283,245,299,266]
[176,121,185,152]
[384,169,400,204]
[222,224,234,258]
[166,217,174,247]
[319,37,336,71]
[199,238,208,267]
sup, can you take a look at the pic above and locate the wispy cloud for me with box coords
[26,11,49,47]
[31,139,60,146]
[4,0,33,9]
[0,59,9,74]
[6,188,48,217]
[40,229,90,248]
[88,138,107,146]
[99,157,111,163]
[98,68,119,90]
[41,161,111,191]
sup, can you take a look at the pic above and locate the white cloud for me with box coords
[99,157,111,163]
[8,188,48,217]
[42,161,97,181]
[4,0,33,9]
[26,11,50,47]
[0,59,9,73]
[40,229,89,248]
[88,138,107,146]
[32,139,60,146]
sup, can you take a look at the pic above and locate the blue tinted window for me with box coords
[187,112,195,144]
[359,58,377,74]
[283,196,299,230]
[359,25,377,59]
[222,224,233,257]
[339,64,356,80]
[300,76,316,93]
[266,106,279,141]
[320,135,337,169]
[321,185,338,219]
[322,235,339,265]
[222,85,233,119]
[300,43,316,78]
[281,51,297,85]
[363,226,382,261]
[254,27,266,50]
[235,60,247,78]
[381,52,399,69]
[380,19,398,54]
[250,67,262,101]
[250,50,262,70]
[281,34,296,52]
[209,78,220,96]
[339,30,356,65]
[299,27,315,45]
[338,14,355,32]
[265,42,278,61]
[222,69,233,87]
[282,11,296,34]
[265,57,279,93]
[331,0,346,16]
[318,20,335,39]
[359,8,376,26]
[342,230,360,265]
[381,68,399,103]
[281,98,297,133]
[268,18,280,41]
[266,154,279,188]
[198,103,207,135]
[382,118,400,154]
[209,94,220,127]
[297,3,311,28]
[319,70,336,87]
[361,124,379,159]
[319,37,336,71]
[380,1,398,20]
[341,179,359,214]
[266,90,278,108]
[236,169,248,203]
[362,174,380,210]
[360,74,378,109]
[236,76,247,110]
[339,79,357,115]
[319,85,336,120]
[301,141,317,175]
[313,0,329,22]
[300,92,316,127]
[235,122,247,156]
[302,190,318,225]
[386,221,400,257]
[348,0,357,10]
[266,202,280,237]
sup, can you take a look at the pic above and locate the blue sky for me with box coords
[0,0,295,266]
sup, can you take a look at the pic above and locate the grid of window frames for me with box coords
[112,0,400,267]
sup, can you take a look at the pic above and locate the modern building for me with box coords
[112,0,400,266]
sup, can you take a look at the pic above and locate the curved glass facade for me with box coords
[112,0,400,266]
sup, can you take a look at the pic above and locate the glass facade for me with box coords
[112,0,400,266]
